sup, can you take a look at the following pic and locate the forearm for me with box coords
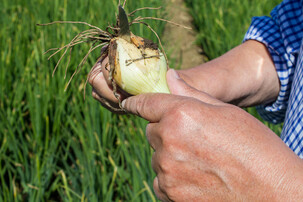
[178,40,280,107]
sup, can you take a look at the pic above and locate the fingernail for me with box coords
[171,69,180,79]
[122,99,126,108]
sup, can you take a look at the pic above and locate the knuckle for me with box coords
[153,177,164,200]
[156,124,167,138]
[157,175,175,200]
[88,73,96,87]
[151,152,157,172]
[170,101,190,119]
[135,95,145,111]
[88,62,102,85]
[133,95,149,116]
[92,91,98,99]
[88,74,94,85]
[88,78,93,86]
[156,124,174,148]
[152,152,174,176]
[158,156,173,175]
[153,161,178,201]
[159,135,172,150]
[145,124,154,145]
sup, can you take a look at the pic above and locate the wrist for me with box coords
[177,40,280,107]
[177,63,228,100]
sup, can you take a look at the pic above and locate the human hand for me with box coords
[88,56,194,113]
[122,70,303,201]
[88,46,131,113]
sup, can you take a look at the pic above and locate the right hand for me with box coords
[122,76,303,202]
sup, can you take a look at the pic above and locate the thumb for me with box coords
[166,69,223,105]
[122,93,184,122]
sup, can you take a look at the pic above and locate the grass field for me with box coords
[1,0,282,201]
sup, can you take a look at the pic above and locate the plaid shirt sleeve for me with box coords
[243,0,303,124]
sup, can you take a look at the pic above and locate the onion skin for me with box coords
[108,34,170,95]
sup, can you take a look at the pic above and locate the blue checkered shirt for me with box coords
[243,0,303,158]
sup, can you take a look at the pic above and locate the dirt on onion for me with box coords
[37,0,190,112]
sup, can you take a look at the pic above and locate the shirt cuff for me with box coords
[243,16,294,124]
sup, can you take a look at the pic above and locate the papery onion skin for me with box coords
[108,34,170,95]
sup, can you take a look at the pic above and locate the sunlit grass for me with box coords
[1,0,164,200]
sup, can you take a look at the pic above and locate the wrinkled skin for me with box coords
[89,40,303,201]
[121,76,303,201]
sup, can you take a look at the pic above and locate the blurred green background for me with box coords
[0,0,282,201]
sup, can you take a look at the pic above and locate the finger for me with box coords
[100,44,109,57]
[122,93,186,122]
[92,88,126,114]
[146,123,162,150]
[153,177,171,202]
[166,69,223,105]
[89,45,108,83]
[89,66,125,103]
[101,57,111,86]
[151,151,169,177]
[151,151,160,173]
[101,57,131,99]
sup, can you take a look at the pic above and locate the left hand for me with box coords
[122,69,303,201]
[88,45,130,113]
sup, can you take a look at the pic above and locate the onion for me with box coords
[38,3,190,111]
[108,34,170,95]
